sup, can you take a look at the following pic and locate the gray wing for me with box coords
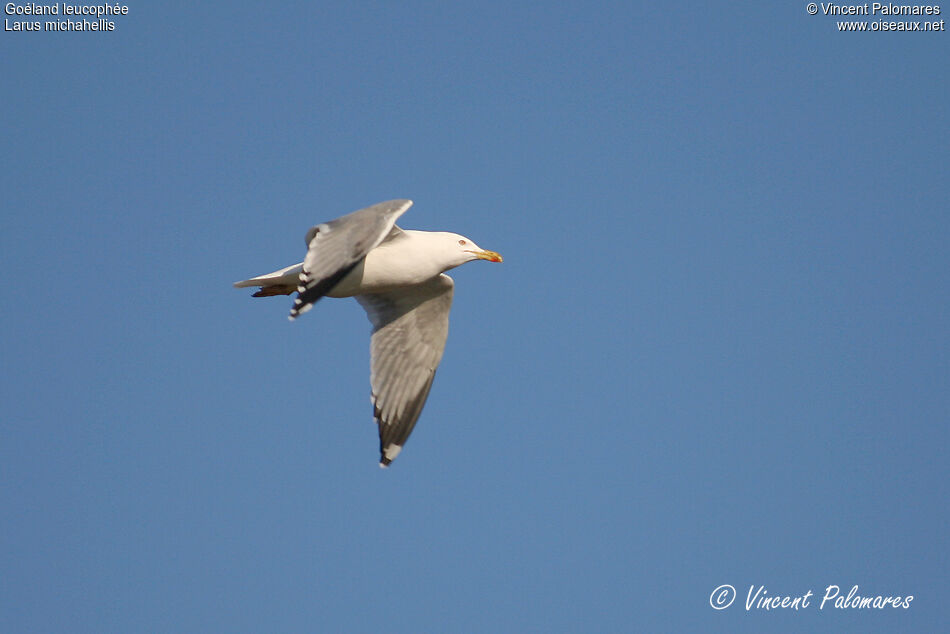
[355,274,454,466]
[289,199,413,320]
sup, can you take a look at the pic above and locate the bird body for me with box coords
[329,230,493,296]
[234,200,501,466]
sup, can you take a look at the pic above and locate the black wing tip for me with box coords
[288,292,319,320]
[379,443,403,467]
[291,261,360,320]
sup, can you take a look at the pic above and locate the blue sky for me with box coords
[2,2,947,632]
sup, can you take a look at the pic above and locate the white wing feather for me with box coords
[356,274,454,466]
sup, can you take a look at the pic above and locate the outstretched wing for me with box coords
[355,274,454,466]
[290,199,413,320]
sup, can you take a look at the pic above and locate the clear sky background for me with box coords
[2,2,947,632]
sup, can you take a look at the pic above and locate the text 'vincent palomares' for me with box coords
[817,3,941,15]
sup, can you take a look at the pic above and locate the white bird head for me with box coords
[430,232,503,269]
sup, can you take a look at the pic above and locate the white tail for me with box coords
[233,262,304,296]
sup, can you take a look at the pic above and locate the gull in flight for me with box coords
[234,200,503,466]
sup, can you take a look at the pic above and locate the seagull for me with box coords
[234,199,503,467]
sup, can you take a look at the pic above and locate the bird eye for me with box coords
[458,239,467,246]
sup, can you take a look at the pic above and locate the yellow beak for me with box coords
[472,249,503,263]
